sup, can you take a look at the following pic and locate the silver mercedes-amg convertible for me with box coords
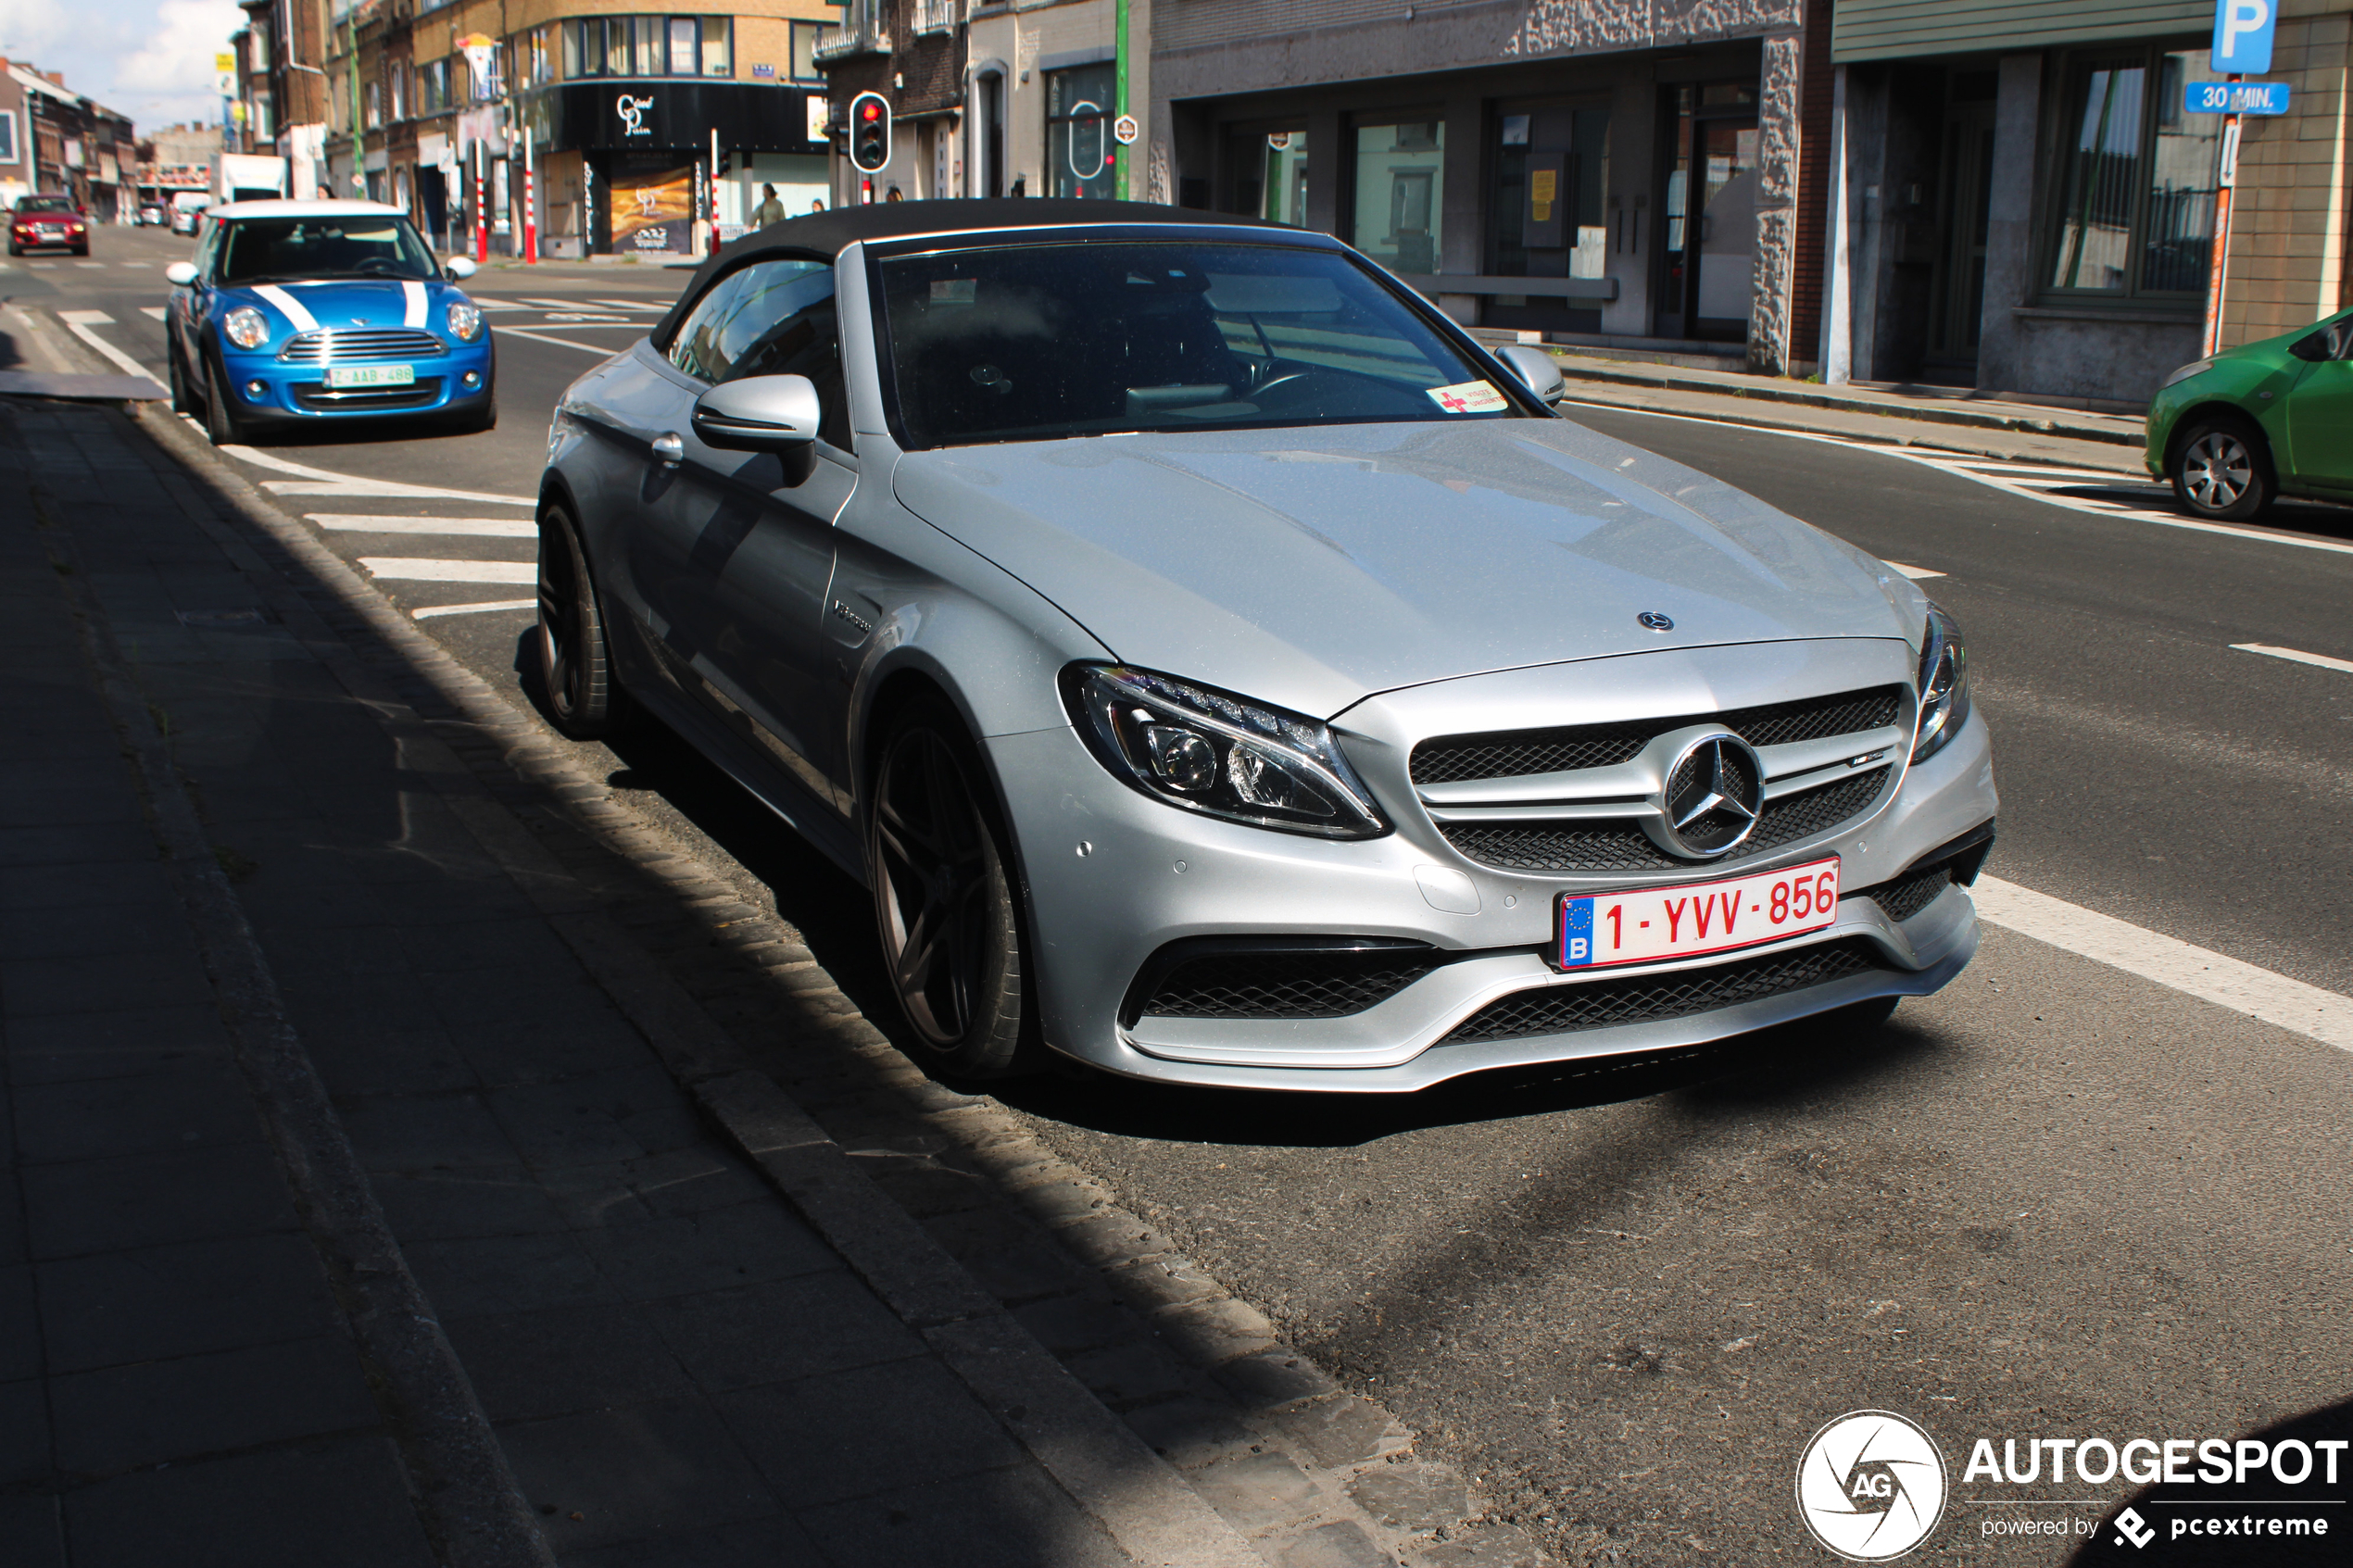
[535,199,1996,1092]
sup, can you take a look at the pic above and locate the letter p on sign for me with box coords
[2214,0,2275,73]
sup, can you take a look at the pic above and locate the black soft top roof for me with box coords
[651,197,1303,350]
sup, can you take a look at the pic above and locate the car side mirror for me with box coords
[445,255,478,280]
[693,374,823,452]
[2291,331,2331,363]
[164,261,199,286]
[1495,344,1567,408]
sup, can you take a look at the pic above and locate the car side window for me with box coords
[668,258,849,449]
[193,220,223,280]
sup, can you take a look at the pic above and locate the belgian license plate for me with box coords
[326,364,415,389]
[1555,856,1841,971]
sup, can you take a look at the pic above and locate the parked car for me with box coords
[136,199,170,227]
[2148,308,2353,520]
[162,199,493,445]
[536,200,1996,1090]
[170,193,211,234]
[8,194,88,256]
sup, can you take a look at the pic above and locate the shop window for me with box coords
[1486,105,1609,336]
[790,22,824,82]
[2044,46,2224,301]
[1046,63,1117,201]
[1260,132,1308,225]
[1351,117,1443,275]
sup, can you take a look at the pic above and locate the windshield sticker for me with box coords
[1427,380,1507,414]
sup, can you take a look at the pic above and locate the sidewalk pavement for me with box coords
[1476,337,2156,475]
[0,395,1267,1568]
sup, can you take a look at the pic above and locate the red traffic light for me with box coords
[860,101,881,122]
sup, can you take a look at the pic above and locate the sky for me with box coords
[0,0,246,132]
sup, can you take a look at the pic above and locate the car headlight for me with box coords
[222,307,270,350]
[1911,604,1972,764]
[2160,358,2213,389]
[447,300,484,342]
[1063,664,1390,839]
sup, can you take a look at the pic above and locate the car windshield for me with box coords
[18,196,73,213]
[875,240,1527,449]
[216,216,438,283]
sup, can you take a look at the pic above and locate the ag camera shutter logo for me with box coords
[1796,1411,1949,1561]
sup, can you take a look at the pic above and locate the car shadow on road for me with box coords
[2062,1396,2352,1566]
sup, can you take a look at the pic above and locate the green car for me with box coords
[2145,308,2353,520]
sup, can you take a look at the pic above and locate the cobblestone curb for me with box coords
[108,391,1548,1567]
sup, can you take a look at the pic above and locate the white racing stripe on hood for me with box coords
[401,281,427,328]
[250,284,319,332]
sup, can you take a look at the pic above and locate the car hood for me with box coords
[228,277,452,332]
[889,419,1926,720]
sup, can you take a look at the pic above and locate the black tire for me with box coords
[2170,415,2276,521]
[202,359,245,446]
[867,704,1037,1079]
[167,343,192,415]
[535,503,629,738]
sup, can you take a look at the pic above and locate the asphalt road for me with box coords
[18,220,2352,1565]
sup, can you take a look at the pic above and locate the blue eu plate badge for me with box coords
[1560,898,1594,967]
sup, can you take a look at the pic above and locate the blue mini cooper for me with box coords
[164,200,496,444]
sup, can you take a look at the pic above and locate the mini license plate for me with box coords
[1555,856,1841,971]
[326,364,416,389]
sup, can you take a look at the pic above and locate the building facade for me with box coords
[1825,0,2351,406]
[1147,0,1835,373]
[0,61,136,217]
[816,0,969,207]
[318,0,837,260]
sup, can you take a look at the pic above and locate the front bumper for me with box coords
[12,230,85,250]
[988,640,1998,1092]
[219,340,496,421]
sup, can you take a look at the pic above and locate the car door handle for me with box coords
[651,432,684,466]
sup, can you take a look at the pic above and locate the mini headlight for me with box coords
[1911,603,1973,764]
[1062,665,1390,839]
[447,300,484,342]
[2160,358,2213,389]
[222,306,270,350]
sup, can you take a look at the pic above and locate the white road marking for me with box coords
[220,441,535,505]
[141,306,168,320]
[120,261,152,269]
[1885,561,1945,580]
[360,557,536,583]
[545,314,630,323]
[309,514,538,537]
[75,260,105,269]
[51,309,167,385]
[1973,876,2353,1053]
[494,325,622,354]
[590,298,671,311]
[460,295,532,310]
[2230,642,2353,675]
[413,598,538,619]
[1559,398,2353,560]
[518,296,609,309]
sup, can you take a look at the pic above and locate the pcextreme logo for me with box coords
[1796,1410,1951,1561]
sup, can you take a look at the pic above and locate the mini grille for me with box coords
[1860,863,1952,923]
[1139,948,1444,1020]
[1439,940,1885,1044]
[291,377,444,411]
[1410,685,1904,785]
[277,329,448,364]
[1440,766,1891,873]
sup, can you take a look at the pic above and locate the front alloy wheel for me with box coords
[868,709,1034,1078]
[2171,419,2274,521]
[535,505,628,737]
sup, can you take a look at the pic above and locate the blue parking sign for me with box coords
[2213,0,2277,74]
[2185,80,2291,114]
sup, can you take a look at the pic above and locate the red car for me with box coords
[9,194,88,256]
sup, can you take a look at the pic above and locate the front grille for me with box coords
[1138,947,1445,1021]
[1410,685,1904,786]
[1858,863,1952,923]
[1439,939,1885,1044]
[278,329,448,364]
[1440,766,1891,873]
[291,376,445,410]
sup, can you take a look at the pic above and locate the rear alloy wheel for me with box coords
[202,360,245,446]
[2171,418,2275,521]
[867,707,1035,1078]
[535,503,628,738]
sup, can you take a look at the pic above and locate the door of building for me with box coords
[1220,125,1308,226]
[1656,84,1759,343]
[1929,88,1998,363]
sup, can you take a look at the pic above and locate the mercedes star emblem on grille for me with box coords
[1655,733,1764,858]
[1638,610,1675,631]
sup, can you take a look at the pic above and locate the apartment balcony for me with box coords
[813,23,892,62]
[913,0,960,36]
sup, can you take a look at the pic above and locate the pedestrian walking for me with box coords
[751,183,787,227]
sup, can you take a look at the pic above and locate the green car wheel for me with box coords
[2169,417,2275,522]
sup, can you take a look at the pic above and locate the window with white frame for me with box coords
[0,110,19,165]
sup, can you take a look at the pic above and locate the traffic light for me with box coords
[849,92,891,175]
